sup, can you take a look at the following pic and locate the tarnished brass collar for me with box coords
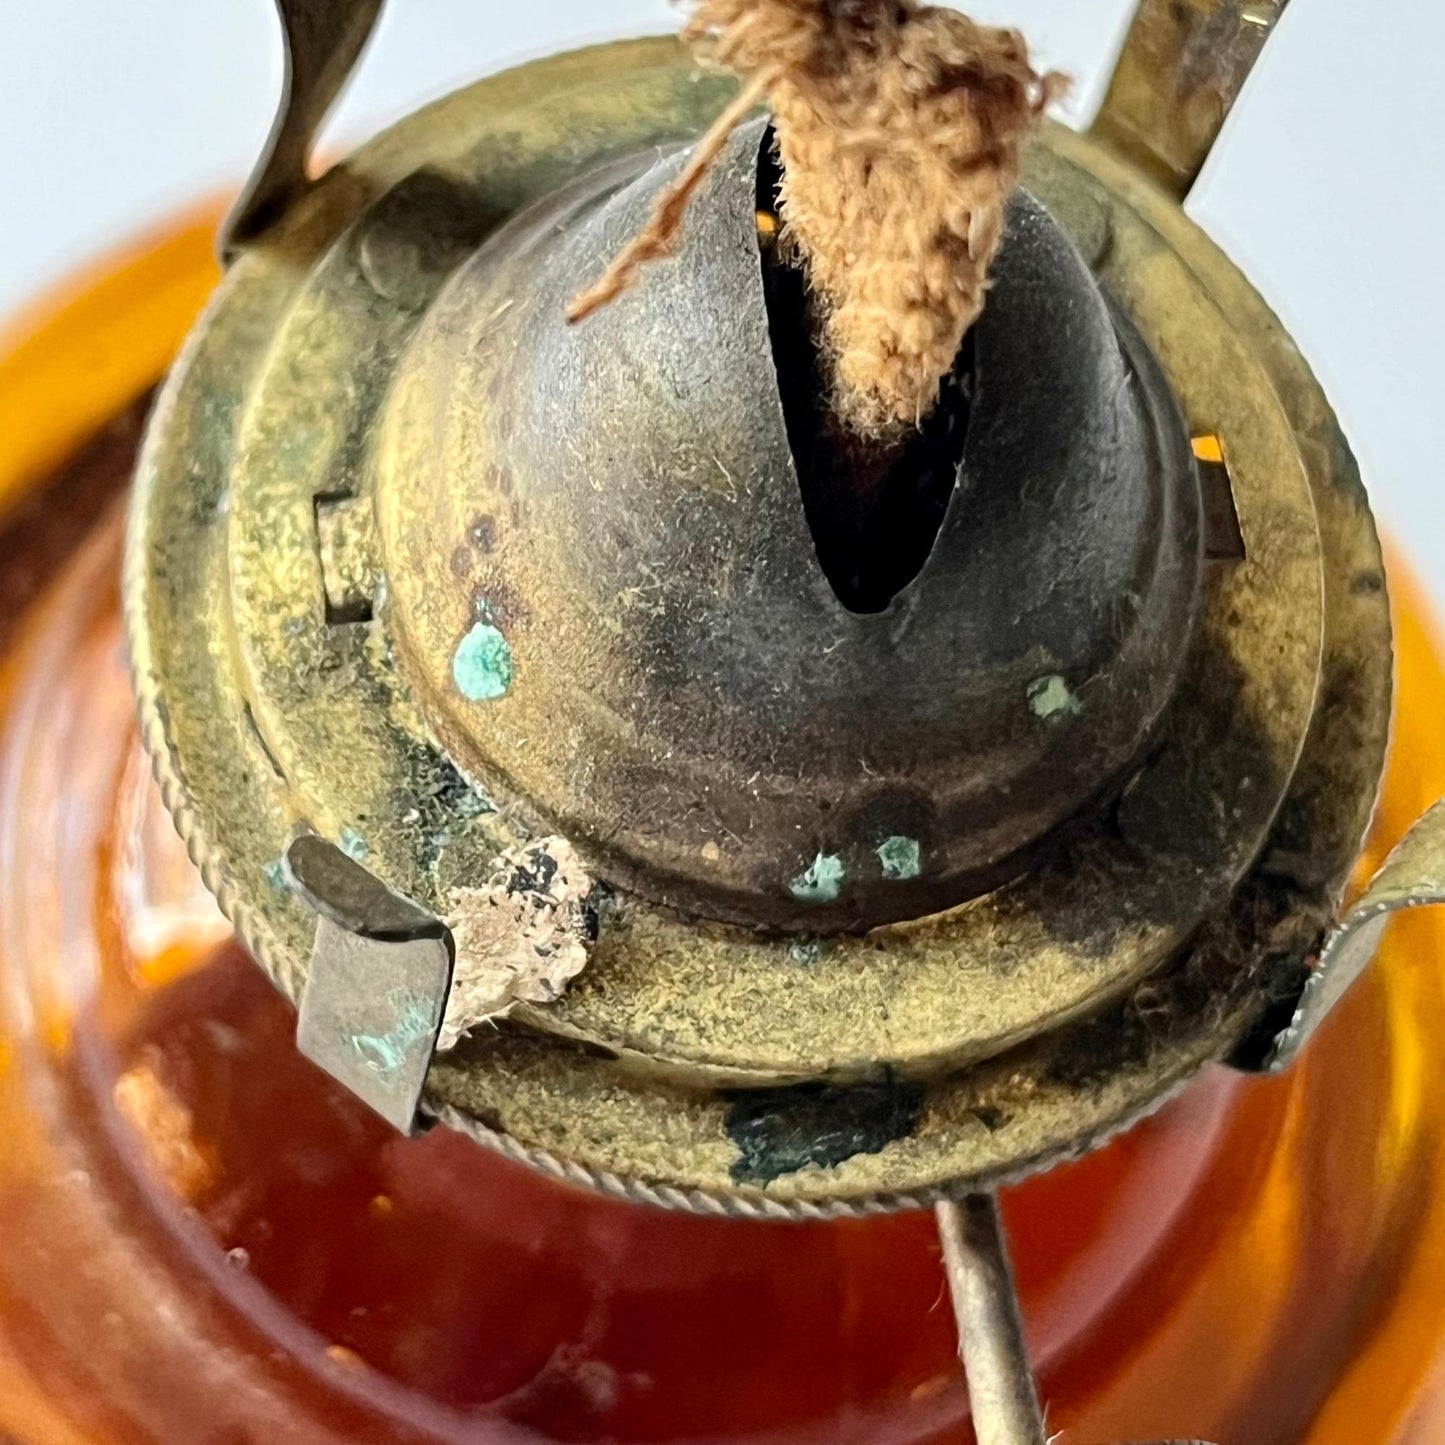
[128,38,1389,1211]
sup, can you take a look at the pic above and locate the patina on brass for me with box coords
[128,15,1396,1215]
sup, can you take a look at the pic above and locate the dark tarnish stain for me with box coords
[1047,867,1324,1089]
[1227,949,1315,1072]
[1351,570,1385,596]
[497,843,613,943]
[507,846,560,897]
[469,514,498,553]
[469,584,494,624]
[428,756,493,816]
[472,1106,506,1135]
[1324,414,1371,505]
[579,884,610,943]
[573,1037,622,1063]
[450,544,473,579]
[471,578,529,629]
[411,754,497,873]
[724,1077,924,1185]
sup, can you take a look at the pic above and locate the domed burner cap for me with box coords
[375,117,1203,932]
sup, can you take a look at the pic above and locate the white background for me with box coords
[1,0,1441,601]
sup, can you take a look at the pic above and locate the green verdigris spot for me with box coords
[452,621,514,701]
[1027,673,1082,723]
[351,990,437,1081]
[790,852,846,904]
[876,835,922,880]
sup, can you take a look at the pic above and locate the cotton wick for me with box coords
[568,0,1066,439]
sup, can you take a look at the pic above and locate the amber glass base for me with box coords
[1,222,1444,1445]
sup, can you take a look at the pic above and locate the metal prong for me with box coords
[289,836,453,1134]
[1247,796,1445,1074]
[1092,0,1291,201]
[221,0,386,260]
[936,1193,1048,1445]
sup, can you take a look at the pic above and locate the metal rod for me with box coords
[936,1193,1048,1445]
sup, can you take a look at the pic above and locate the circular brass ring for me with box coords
[128,39,1389,1209]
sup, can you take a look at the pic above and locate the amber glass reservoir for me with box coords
[1,223,1445,1445]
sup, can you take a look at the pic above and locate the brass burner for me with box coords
[129,29,1392,1215]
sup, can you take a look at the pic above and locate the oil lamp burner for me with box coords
[5,1,1445,1442]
